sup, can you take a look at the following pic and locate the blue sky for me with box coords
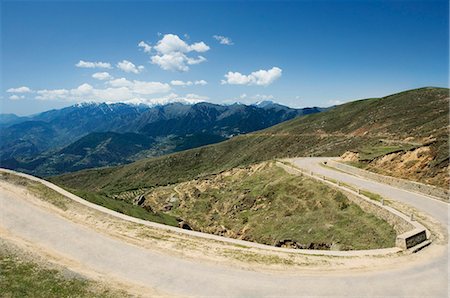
[1,0,448,115]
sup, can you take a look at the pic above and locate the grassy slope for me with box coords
[0,172,179,227]
[51,87,448,192]
[141,163,395,250]
[0,243,127,297]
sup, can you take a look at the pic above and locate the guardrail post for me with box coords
[410,213,414,221]
[381,198,384,205]
[357,189,360,194]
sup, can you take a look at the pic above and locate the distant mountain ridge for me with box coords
[50,87,449,194]
[0,100,327,176]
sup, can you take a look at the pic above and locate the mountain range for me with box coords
[0,101,326,176]
[51,87,449,196]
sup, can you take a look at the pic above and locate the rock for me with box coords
[169,195,178,203]
[275,239,306,249]
[307,242,331,250]
[178,221,192,230]
[162,203,173,211]
[134,195,146,206]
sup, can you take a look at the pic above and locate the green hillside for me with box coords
[139,162,395,250]
[51,87,449,193]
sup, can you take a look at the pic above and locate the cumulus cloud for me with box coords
[138,41,152,53]
[7,86,32,93]
[131,81,171,95]
[213,35,233,45]
[171,80,193,87]
[170,80,208,87]
[116,60,145,74]
[221,67,282,86]
[151,52,189,72]
[144,34,210,72]
[36,89,70,100]
[194,80,207,85]
[9,95,25,100]
[188,42,210,52]
[107,78,170,94]
[35,78,171,103]
[92,72,113,80]
[108,78,133,88]
[75,60,112,69]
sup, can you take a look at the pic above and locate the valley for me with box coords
[0,101,324,176]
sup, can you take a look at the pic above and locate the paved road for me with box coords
[291,158,449,224]
[1,160,448,297]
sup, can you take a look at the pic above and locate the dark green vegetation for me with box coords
[140,163,396,250]
[70,189,179,226]
[0,171,179,227]
[1,101,323,176]
[0,244,126,297]
[356,143,420,161]
[52,87,449,193]
[360,190,384,203]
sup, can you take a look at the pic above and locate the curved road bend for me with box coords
[0,159,448,297]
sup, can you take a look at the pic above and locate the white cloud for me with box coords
[186,55,206,65]
[194,80,207,86]
[94,87,134,102]
[109,78,133,88]
[153,34,190,54]
[9,95,25,100]
[222,72,252,85]
[170,80,207,87]
[117,60,144,74]
[131,80,171,95]
[184,93,209,102]
[92,72,113,80]
[213,35,233,45]
[146,34,210,72]
[34,81,207,106]
[36,89,70,100]
[108,78,170,94]
[189,42,210,52]
[138,41,152,53]
[75,60,112,69]
[171,80,193,87]
[328,99,343,105]
[35,79,171,102]
[70,83,94,97]
[113,93,207,106]
[221,67,282,86]
[151,52,189,72]
[7,86,32,93]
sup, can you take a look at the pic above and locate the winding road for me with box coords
[0,158,448,297]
